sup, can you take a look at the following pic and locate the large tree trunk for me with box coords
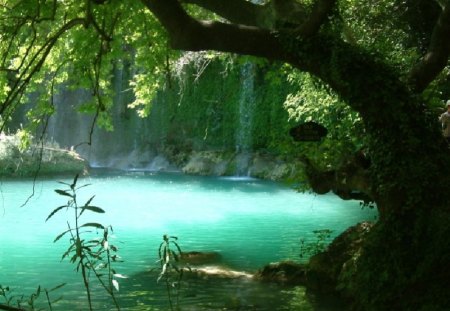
[342,107,450,309]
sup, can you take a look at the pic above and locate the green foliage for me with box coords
[47,174,122,311]
[0,0,180,133]
[157,234,186,311]
[0,283,65,311]
[337,0,421,70]
[281,68,365,179]
[0,131,85,177]
[147,53,294,154]
[299,229,334,260]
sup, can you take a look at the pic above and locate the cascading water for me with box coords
[235,62,256,176]
[45,62,154,169]
[12,53,291,177]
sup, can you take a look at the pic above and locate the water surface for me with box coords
[0,172,377,310]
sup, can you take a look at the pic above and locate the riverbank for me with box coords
[86,145,307,182]
[0,133,87,178]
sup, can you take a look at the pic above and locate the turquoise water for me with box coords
[0,172,377,310]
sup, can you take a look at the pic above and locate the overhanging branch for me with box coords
[141,0,290,61]
[141,0,408,118]
[296,0,336,36]
[408,4,450,93]
[0,18,85,118]
[180,0,336,35]
[181,0,270,28]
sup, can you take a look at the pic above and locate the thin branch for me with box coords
[0,18,85,116]
[74,41,105,150]
[85,0,113,42]
[20,61,65,207]
[408,4,450,93]
[296,0,337,37]
[20,115,48,208]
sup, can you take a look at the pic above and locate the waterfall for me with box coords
[46,63,154,169]
[235,62,256,176]
[10,54,282,176]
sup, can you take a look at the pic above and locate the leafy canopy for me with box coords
[0,0,181,136]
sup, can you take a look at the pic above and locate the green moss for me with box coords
[147,56,294,153]
[0,133,86,177]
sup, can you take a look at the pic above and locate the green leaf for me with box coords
[54,229,72,243]
[76,184,92,190]
[61,244,76,260]
[172,241,182,254]
[170,250,179,262]
[48,283,67,293]
[54,189,73,198]
[112,279,119,292]
[84,195,95,206]
[81,222,105,229]
[81,206,105,214]
[70,174,79,190]
[46,205,67,222]
[70,254,78,263]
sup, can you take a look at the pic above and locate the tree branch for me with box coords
[296,0,336,37]
[408,3,450,93]
[181,0,336,35]
[141,0,409,120]
[0,18,85,116]
[181,0,271,28]
[141,0,290,60]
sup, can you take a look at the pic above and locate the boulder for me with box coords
[187,265,253,280]
[254,260,308,285]
[180,251,222,265]
[307,221,373,293]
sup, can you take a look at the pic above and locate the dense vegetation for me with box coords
[1,0,450,310]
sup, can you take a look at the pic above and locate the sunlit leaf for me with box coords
[112,279,119,291]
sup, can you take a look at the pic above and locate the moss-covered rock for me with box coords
[0,134,87,177]
[254,261,308,285]
[307,222,373,295]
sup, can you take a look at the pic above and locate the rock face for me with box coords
[180,251,222,265]
[178,251,253,280]
[254,222,374,295]
[178,149,303,181]
[187,265,253,280]
[254,261,308,285]
[307,221,373,294]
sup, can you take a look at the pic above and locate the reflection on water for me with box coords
[0,172,377,310]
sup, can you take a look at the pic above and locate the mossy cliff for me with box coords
[140,56,305,179]
[5,55,313,180]
[6,55,304,180]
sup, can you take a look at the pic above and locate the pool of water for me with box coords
[0,172,377,310]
